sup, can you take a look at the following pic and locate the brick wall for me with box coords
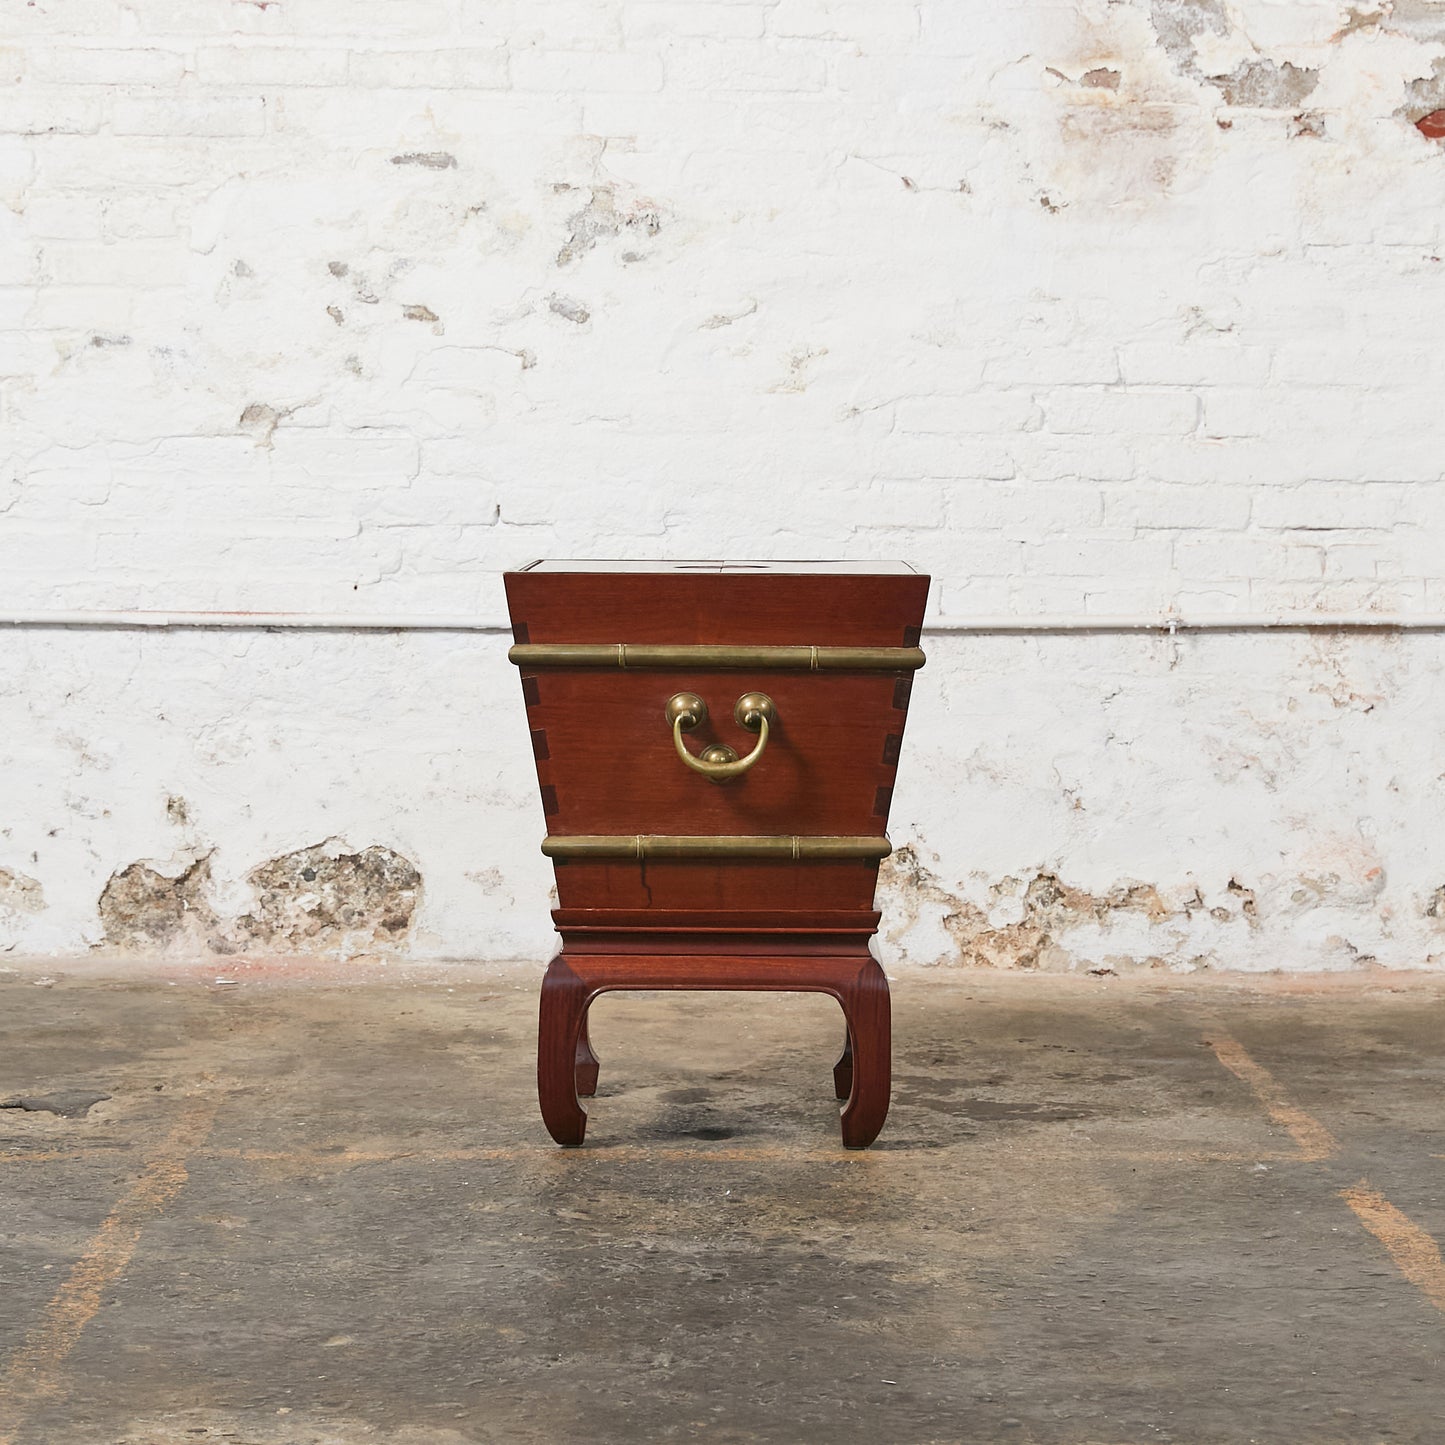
[4,1,1445,971]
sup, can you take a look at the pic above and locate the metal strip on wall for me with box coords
[8,613,1445,635]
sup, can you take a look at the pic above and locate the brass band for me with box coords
[509,643,925,672]
[541,834,892,861]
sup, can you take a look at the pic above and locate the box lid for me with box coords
[505,561,929,647]
[518,560,919,575]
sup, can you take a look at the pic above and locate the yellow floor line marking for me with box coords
[1340,1179,1445,1314]
[1206,1034,1339,1161]
[0,1099,217,1445]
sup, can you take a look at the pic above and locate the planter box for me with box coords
[505,560,929,1147]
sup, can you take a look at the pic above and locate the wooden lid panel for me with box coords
[505,569,929,648]
[518,559,919,574]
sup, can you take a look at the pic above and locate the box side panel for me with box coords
[551,859,881,913]
[519,670,915,836]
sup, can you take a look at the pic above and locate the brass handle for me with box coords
[666,692,776,783]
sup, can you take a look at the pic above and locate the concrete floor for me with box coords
[0,965,1442,1445]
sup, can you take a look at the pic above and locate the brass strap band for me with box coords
[541,834,892,861]
[509,644,925,672]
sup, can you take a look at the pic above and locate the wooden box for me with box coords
[505,560,929,1147]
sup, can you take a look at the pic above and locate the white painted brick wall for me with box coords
[5,0,1445,972]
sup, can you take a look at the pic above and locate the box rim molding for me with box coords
[509,643,926,671]
[541,834,893,860]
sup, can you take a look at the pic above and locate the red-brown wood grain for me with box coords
[550,858,883,913]
[505,566,928,648]
[522,669,911,836]
[552,907,883,933]
[537,948,890,1148]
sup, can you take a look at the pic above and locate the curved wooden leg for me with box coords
[836,957,890,1149]
[538,955,592,1146]
[537,948,889,1148]
[832,1028,853,1101]
[575,1010,600,1098]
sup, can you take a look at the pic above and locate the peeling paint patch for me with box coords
[1080,67,1122,90]
[1149,0,1229,80]
[1384,0,1445,43]
[555,184,661,267]
[227,842,421,955]
[1226,877,1258,921]
[95,843,422,958]
[1209,60,1319,110]
[1333,6,1385,41]
[769,346,827,393]
[1148,1,1318,108]
[402,303,440,324]
[98,855,216,951]
[1405,61,1445,131]
[881,847,1211,971]
[546,293,590,325]
[238,402,281,446]
[699,300,758,330]
[390,151,456,169]
[1326,935,1378,968]
[0,867,45,914]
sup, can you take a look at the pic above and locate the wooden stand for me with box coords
[538,912,890,1148]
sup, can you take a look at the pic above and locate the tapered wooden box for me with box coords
[505,560,929,1147]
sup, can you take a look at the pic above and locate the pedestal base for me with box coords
[537,946,891,1149]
